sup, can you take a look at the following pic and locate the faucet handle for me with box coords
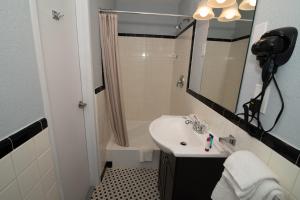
[219,135,236,146]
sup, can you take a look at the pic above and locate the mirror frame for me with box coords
[185,10,300,166]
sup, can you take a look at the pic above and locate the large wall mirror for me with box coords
[186,0,300,157]
[187,6,255,113]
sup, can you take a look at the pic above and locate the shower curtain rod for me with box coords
[98,9,253,22]
[99,9,191,18]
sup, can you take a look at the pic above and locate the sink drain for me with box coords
[180,142,187,146]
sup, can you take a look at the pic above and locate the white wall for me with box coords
[237,0,300,148]
[0,129,60,200]
[0,0,44,139]
[118,36,175,121]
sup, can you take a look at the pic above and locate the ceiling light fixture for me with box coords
[193,0,215,20]
[218,2,241,22]
[239,0,256,10]
[207,0,236,8]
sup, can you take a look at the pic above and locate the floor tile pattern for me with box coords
[90,168,160,200]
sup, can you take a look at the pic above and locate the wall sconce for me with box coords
[207,0,236,8]
[239,0,256,10]
[193,0,215,20]
[218,3,241,22]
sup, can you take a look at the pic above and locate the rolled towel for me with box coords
[223,170,285,200]
[223,170,257,199]
[224,151,278,191]
[211,175,239,200]
[251,179,284,200]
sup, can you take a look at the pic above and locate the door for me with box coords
[36,0,90,199]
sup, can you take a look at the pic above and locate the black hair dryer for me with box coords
[241,27,298,132]
[251,27,298,82]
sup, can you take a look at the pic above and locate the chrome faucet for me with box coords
[185,115,207,134]
[219,135,236,146]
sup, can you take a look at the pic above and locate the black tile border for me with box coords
[207,35,250,42]
[95,85,105,94]
[118,20,197,40]
[94,21,197,93]
[0,139,13,159]
[187,89,300,166]
[118,33,176,39]
[0,118,48,159]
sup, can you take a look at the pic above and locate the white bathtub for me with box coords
[106,120,160,169]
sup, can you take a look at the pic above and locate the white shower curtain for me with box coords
[99,13,129,147]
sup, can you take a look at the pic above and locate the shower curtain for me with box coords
[99,13,129,147]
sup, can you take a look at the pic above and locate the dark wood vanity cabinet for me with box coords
[158,151,226,200]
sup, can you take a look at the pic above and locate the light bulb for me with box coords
[199,7,210,17]
[225,11,235,19]
[249,0,256,6]
[216,0,226,3]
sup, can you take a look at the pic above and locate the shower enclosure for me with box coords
[101,9,194,168]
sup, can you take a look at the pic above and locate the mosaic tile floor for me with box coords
[90,168,160,200]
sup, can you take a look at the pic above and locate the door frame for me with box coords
[75,0,100,186]
[29,0,100,194]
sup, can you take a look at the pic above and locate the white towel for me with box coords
[251,179,285,200]
[224,151,278,191]
[212,174,285,200]
[223,170,285,200]
[211,175,239,200]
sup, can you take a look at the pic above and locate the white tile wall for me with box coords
[118,36,176,121]
[0,155,15,191]
[0,128,60,200]
[0,181,22,200]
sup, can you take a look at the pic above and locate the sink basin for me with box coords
[149,115,229,157]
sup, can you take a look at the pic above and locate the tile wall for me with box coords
[170,27,194,115]
[200,39,249,112]
[118,36,176,121]
[0,128,60,200]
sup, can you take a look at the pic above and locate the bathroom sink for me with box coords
[149,115,229,157]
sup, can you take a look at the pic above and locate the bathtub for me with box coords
[106,120,160,169]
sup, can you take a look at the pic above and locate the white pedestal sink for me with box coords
[149,115,230,158]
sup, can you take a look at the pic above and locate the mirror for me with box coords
[187,8,256,112]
